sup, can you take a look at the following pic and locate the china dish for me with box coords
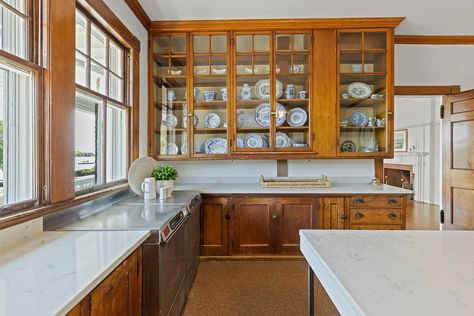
[168,69,182,76]
[127,157,158,195]
[204,113,221,128]
[205,138,227,154]
[347,82,372,99]
[166,143,179,155]
[237,111,255,128]
[180,143,188,155]
[245,133,264,148]
[211,67,226,75]
[287,108,308,127]
[164,113,178,128]
[236,137,245,148]
[350,111,369,127]
[341,140,356,152]
[255,102,286,127]
[194,67,209,75]
[276,132,291,147]
[255,79,283,100]
[203,90,216,101]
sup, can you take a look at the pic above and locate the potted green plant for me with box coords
[151,165,178,196]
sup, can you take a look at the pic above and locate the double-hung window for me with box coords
[74,7,129,192]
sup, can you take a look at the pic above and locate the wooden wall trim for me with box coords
[124,0,151,29]
[78,0,141,52]
[131,49,140,160]
[395,85,461,96]
[150,17,405,33]
[395,35,474,45]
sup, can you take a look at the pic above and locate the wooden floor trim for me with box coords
[200,255,304,261]
[395,35,474,45]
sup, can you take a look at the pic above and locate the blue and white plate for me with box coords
[245,133,264,148]
[237,111,255,128]
[199,143,206,153]
[236,137,245,148]
[287,108,308,127]
[205,138,227,154]
[350,111,369,126]
[166,143,179,155]
[204,113,221,128]
[347,82,372,99]
[276,132,291,147]
[164,113,178,128]
[341,140,356,152]
[255,103,286,127]
[262,135,269,147]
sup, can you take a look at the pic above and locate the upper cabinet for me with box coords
[149,19,399,160]
[337,30,393,157]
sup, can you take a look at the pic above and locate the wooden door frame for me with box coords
[375,85,461,181]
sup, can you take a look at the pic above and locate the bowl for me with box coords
[168,69,182,76]
[211,67,226,75]
[203,91,216,101]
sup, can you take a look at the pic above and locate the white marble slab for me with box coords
[174,182,412,195]
[0,229,149,316]
[300,230,474,316]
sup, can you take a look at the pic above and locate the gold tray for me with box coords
[259,175,331,188]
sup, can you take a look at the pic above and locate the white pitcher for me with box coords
[141,177,157,200]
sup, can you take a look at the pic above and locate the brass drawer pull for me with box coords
[388,213,397,219]
[355,212,364,219]
[388,198,398,205]
[354,198,364,204]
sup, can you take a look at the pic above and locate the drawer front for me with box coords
[350,209,402,225]
[350,224,402,230]
[350,196,403,209]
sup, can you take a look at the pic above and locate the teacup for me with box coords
[340,119,349,126]
[221,88,227,101]
[376,119,385,127]
[298,91,307,99]
[203,90,216,101]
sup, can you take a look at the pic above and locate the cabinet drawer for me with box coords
[350,209,402,225]
[350,224,402,230]
[349,196,403,208]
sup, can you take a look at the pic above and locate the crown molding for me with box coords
[395,35,474,45]
[124,0,151,29]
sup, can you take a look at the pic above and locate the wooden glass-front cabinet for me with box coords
[337,30,393,157]
[149,20,399,160]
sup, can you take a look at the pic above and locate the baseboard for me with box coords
[200,255,305,261]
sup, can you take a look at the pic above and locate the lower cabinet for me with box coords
[202,194,407,256]
[67,248,142,316]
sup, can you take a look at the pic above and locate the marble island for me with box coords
[300,230,474,316]
[0,219,149,316]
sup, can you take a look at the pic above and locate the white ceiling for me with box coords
[138,0,474,35]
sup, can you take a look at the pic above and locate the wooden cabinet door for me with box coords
[90,249,141,316]
[442,90,474,229]
[321,197,348,229]
[201,197,230,255]
[233,197,276,255]
[276,197,319,254]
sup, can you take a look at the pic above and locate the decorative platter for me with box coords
[164,113,178,128]
[237,111,255,128]
[127,157,158,195]
[245,133,264,148]
[287,108,308,127]
[205,138,227,154]
[347,82,372,99]
[255,79,283,100]
[166,143,179,155]
[204,113,221,128]
[255,103,286,127]
[350,111,369,127]
[340,140,356,152]
[276,132,291,147]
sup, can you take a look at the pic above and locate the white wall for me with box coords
[101,0,149,156]
[386,96,441,205]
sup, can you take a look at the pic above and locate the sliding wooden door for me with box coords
[442,90,474,229]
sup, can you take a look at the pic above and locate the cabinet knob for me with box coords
[272,214,278,219]
[225,214,230,220]
[341,213,348,220]
[355,212,364,219]
[354,198,364,204]
[388,213,397,219]
[388,198,398,204]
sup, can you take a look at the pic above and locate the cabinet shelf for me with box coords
[194,128,228,134]
[340,126,385,132]
[153,54,187,67]
[154,76,187,87]
[340,98,385,107]
[154,128,187,134]
[194,100,227,109]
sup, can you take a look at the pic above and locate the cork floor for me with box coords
[182,260,309,316]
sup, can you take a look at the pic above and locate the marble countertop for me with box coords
[174,182,412,195]
[0,227,149,316]
[300,230,474,316]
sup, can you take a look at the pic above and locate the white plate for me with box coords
[166,143,179,155]
[245,133,264,148]
[164,113,178,128]
[205,138,227,154]
[181,143,188,155]
[255,79,283,100]
[204,113,221,128]
[347,82,372,99]
[276,132,291,147]
[287,108,308,127]
[255,103,286,127]
[127,157,158,195]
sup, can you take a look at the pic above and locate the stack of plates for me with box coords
[204,138,227,154]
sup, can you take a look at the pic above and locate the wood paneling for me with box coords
[321,197,347,229]
[395,85,461,96]
[443,90,474,230]
[124,0,151,29]
[395,35,474,45]
[201,197,230,256]
[276,197,319,254]
[232,197,276,255]
[150,17,405,33]
[67,296,90,316]
[44,0,76,203]
[313,30,337,156]
[131,50,140,160]
[349,208,402,225]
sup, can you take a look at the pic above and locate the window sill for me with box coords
[0,183,129,230]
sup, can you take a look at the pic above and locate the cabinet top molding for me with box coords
[150,17,405,33]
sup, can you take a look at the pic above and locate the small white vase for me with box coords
[156,180,175,197]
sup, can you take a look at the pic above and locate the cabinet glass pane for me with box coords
[236,35,252,52]
[339,31,388,155]
[192,34,228,156]
[276,35,291,51]
[152,35,189,157]
[293,34,309,51]
[254,35,270,51]
[194,35,209,53]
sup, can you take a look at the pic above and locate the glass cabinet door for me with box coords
[274,32,312,151]
[338,31,389,156]
[234,33,272,151]
[191,33,229,157]
[152,34,188,158]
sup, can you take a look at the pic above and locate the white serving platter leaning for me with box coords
[127,157,159,195]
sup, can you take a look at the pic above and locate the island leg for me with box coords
[308,265,314,315]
